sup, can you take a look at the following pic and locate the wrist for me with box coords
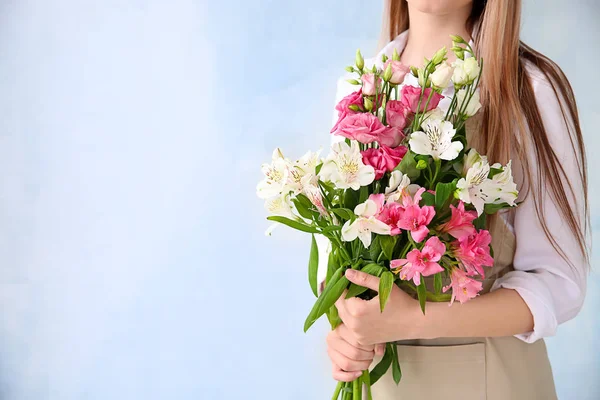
[408,299,445,340]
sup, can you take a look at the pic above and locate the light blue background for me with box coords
[0,1,598,399]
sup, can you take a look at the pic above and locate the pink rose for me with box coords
[378,126,405,147]
[385,100,411,129]
[330,90,364,133]
[383,60,410,84]
[400,85,444,113]
[361,73,382,96]
[361,145,407,180]
[334,113,387,144]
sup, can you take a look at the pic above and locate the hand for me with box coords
[335,269,422,346]
[326,323,386,382]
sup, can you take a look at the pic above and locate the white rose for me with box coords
[463,57,481,81]
[455,88,482,117]
[430,62,454,88]
[452,59,469,86]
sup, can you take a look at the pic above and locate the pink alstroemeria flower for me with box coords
[377,202,403,236]
[443,267,483,305]
[452,229,494,277]
[391,236,445,286]
[437,201,477,239]
[395,187,435,242]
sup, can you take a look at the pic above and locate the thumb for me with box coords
[345,269,380,291]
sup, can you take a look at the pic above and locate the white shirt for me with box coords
[318,30,589,343]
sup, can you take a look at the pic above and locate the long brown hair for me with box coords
[380,0,590,266]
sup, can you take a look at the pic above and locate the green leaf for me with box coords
[315,162,323,175]
[379,271,394,312]
[266,216,319,233]
[434,273,443,295]
[416,279,427,315]
[326,248,338,282]
[379,235,397,261]
[321,225,341,234]
[395,150,421,180]
[369,344,393,385]
[391,345,402,384]
[420,191,435,207]
[331,208,355,221]
[369,235,382,262]
[434,181,456,210]
[359,185,369,203]
[292,197,316,220]
[473,212,486,230]
[308,234,319,297]
[343,188,360,211]
[484,202,511,214]
[326,305,342,330]
[304,266,349,332]
[488,166,503,178]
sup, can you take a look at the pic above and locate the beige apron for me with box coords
[370,118,558,399]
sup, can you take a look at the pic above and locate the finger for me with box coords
[345,269,380,291]
[332,364,363,382]
[335,289,349,309]
[337,324,375,351]
[375,343,386,356]
[329,335,375,361]
[327,346,372,373]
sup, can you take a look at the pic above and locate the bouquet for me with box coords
[256,35,518,399]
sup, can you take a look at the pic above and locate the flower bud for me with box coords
[431,47,447,65]
[364,97,373,111]
[382,54,389,63]
[450,34,466,44]
[418,69,430,88]
[345,66,355,73]
[347,79,360,85]
[410,66,419,77]
[348,104,361,112]
[392,48,400,61]
[416,159,428,170]
[383,63,393,82]
[452,46,465,60]
[372,65,377,73]
[356,49,364,70]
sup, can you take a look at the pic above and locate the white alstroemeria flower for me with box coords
[409,118,464,161]
[256,148,291,199]
[489,161,519,206]
[385,171,411,203]
[341,196,391,248]
[303,184,329,217]
[264,193,297,236]
[455,88,482,117]
[319,141,375,190]
[288,150,321,194]
[456,160,497,215]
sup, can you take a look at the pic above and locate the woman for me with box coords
[324,0,589,398]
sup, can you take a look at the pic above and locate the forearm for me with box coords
[409,288,534,339]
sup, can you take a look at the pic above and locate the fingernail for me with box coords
[345,269,356,279]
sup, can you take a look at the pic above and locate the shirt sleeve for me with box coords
[489,68,589,343]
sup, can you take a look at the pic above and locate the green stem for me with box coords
[332,381,343,400]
